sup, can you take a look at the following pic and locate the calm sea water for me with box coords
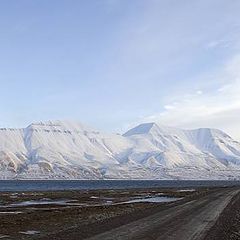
[0,180,240,192]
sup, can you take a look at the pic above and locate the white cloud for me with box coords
[206,40,225,49]
[164,105,176,110]
[139,54,240,140]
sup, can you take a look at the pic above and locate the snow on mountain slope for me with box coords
[123,123,240,178]
[185,128,240,165]
[0,121,240,180]
[124,123,207,167]
[20,121,135,179]
[0,128,27,175]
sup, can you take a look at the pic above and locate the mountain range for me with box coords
[0,120,240,180]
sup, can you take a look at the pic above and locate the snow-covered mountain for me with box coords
[0,120,240,180]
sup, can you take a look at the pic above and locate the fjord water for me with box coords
[0,180,240,192]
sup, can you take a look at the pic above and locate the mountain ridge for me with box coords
[0,120,239,180]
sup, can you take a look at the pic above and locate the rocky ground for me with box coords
[0,187,239,240]
[204,189,240,240]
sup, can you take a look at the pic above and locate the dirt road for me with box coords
[86,188,239,240]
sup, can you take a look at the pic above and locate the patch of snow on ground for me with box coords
[120,196,182,204]
[177,189,195,192]
[0,235,10,239]
[0,211,22,214]
[8,199,78,207]
[19,230,40,235]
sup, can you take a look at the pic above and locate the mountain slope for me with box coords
[0,121,240,180]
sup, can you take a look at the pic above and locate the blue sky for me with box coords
[0,0,240,139]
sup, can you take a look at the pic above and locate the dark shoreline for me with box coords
[0,179,240,192]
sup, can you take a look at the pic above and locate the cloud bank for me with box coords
[141,55,240,140]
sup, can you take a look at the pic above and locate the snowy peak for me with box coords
[123,122,164,136]
[185,127,240,164]
[123,123,240,168]
[26,120,95,133]
[187,127,230,140]
[123,122,186,138]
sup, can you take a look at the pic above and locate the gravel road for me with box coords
[86,188,239,240]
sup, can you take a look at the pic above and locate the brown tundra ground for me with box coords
[0,186,239,240]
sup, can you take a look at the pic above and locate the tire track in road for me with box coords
[86,189,239,240]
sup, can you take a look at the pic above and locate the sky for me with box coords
[0,0,240,139]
